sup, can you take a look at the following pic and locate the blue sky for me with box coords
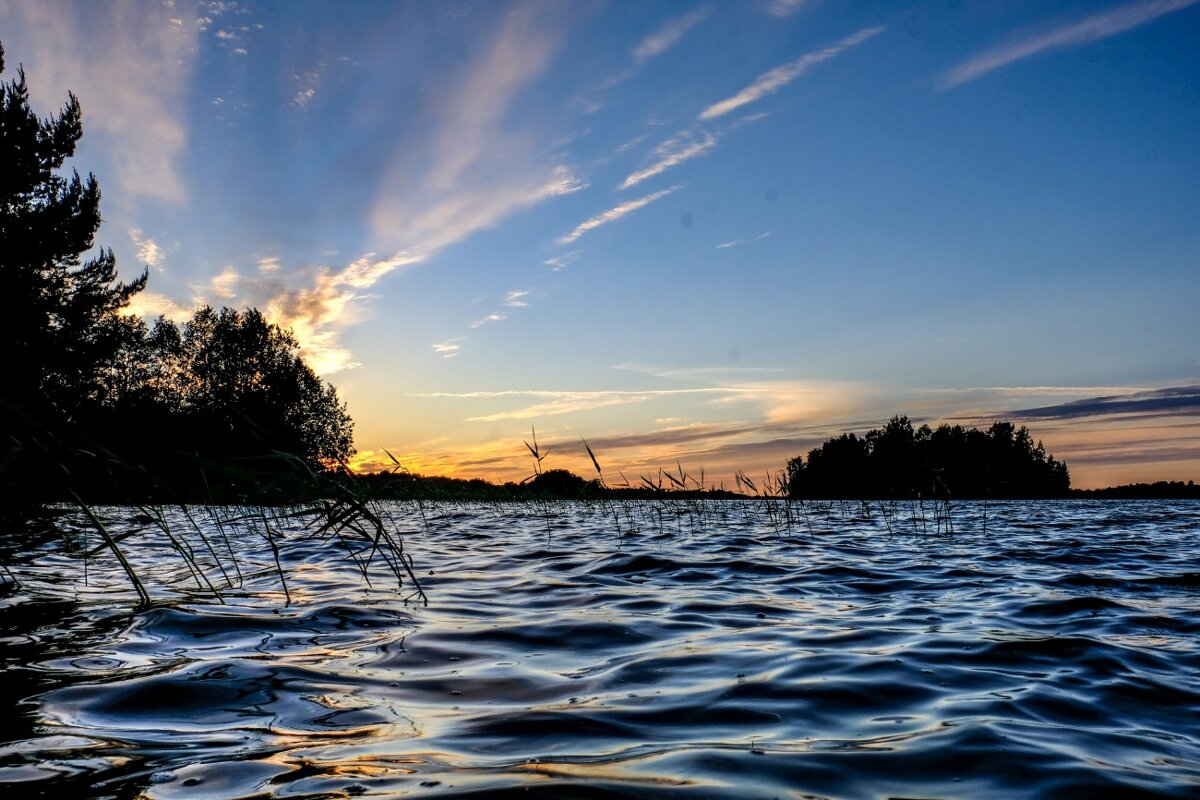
[3,0,1198,487]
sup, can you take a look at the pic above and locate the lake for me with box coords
[1,499,1198,798]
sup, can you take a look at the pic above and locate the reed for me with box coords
[2,427,982,609]
[582,438,623,537]
[2,445,426,608]
[523,426,554,537]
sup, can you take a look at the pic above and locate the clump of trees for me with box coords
[786,416,1070,499]
[1072,481,1199,500]
[0,43,352,502]
[355,467,746,502]
[99,306,353,471]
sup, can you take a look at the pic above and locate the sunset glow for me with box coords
[4,0,1197,489]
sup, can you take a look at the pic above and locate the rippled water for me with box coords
[1,500,1198,799]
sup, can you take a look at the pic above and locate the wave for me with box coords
[1,499,1197,798]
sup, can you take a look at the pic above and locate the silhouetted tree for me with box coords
[0,42,355,500]
[170,307,354,466]
[99,307,355,475]
[787,433,870,499]
[0,43,146,423]
[527,468,590,497]
[786,415,1070,499]
[866,416,925,496]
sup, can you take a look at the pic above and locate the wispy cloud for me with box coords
[711,379,873,425]
[554,421,756,454]
[205,266,241,300]
[929,385,1151,398]
[432,338,465,359]
[420,388,741,401]
[544,251,581,271]
[615,26,878,192]
[336,251,427,289]
[575,7,711,114]
[3,2,199,202]
[435,287,533,352]
[291,63,324,109]
[365,379,1200,487]
[729,111,771,129]
[1009,385,1200,421]
[558,185,680,245]
[940,0,1199,89]
[606,364,865,426]
[121,290,191,323]
[198,5,584,373]
[1015,417,1200,489]
[419,387,742,422]
[767,0,808,17]
[256,251,425,373]
[470,313,506,329]
[390,378,875,484]
[372,166,583,266]
[370,4,581,253]
[619,130,718,190]
[633,7,711,64]
[504,290,530,307]
[612,361,786,380]
[419,376,865,432]
[410,375,1200,487]
[142,252,418,375]
[470,396,654,422]
[699,26,884,120]
[717,231,771,249]
[614,134,649,155]
[129,228,165,271]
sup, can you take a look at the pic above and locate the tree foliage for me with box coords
[786,416,1070,499]
[0,43,146,418]
[0,43,353,500]
[106,307,354,467]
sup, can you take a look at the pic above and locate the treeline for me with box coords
[1,43,351,503]
[357,468,743,502]
[1072,481,1200,500]
[786,416,1071,499]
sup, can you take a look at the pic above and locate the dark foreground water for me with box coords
[1,500,1198,799]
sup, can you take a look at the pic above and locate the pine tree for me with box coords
[0,42,147,423]
[1,41,354,500]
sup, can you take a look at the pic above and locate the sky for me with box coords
[2,0,1198,489]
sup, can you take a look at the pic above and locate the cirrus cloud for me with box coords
[699,26,884,121]
[558,185,681,245]
[939,0,1199,90]
[632,7,711,64]
[0,1,199,202]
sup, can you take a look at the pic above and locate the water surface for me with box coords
[1,500,1198,798]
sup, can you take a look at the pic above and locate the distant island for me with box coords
[785,415,1070,500]
[1070,481,1200,500]
[782,416,1198,500]
[349,431,1200,501]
